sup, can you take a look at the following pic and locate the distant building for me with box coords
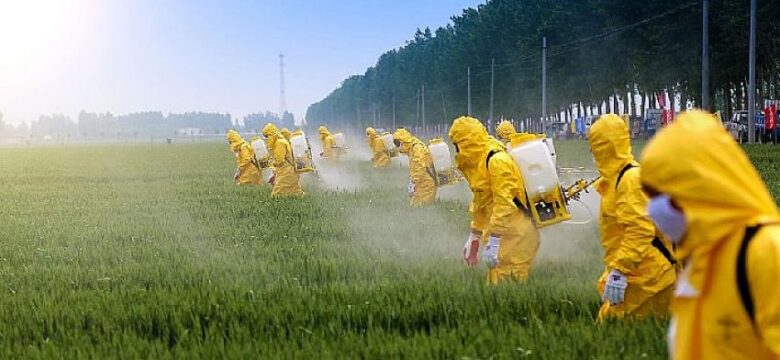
[176,127,204,136]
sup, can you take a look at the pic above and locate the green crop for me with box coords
[0,140,775,358]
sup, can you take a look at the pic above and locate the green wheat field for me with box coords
[0,140,778,358]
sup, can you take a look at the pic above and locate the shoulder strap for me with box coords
[485,149,500,168]
[485,149,533,220]
[651,237,677,265]
[737,225,762,324]
[615,163,637,190]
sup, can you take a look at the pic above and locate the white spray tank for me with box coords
[508,133,571,227]
[290,130,316,173]
[250,137,271,169]
[428,138,463,187]
[333,132,347,151]
[502,133,555,165]
[380,132,399,157]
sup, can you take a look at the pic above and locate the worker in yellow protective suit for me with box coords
[280,127,292,141]
[366,127,390,168]
[262,123,304,197]
[393,128,436,207]
[641,110,780,359]
[449,117,540,283]
[226,130,262,186]
[318,126,338,161]
[588,114,676,320]
[495,120,517,143]
[496,120,545,144]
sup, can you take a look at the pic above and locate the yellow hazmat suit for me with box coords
[495,120,517,143]
[449,117,540,283]
[393,129,437,207]
[318,126,338,161]
[226,130,263,186]
[262,123,304,197]
[496,120,545,144]
[588,114,676,320]
[366,127,390,168]
[280,127,292,141]
[642,111,780,360]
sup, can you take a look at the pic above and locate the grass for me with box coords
[0,140,776,358]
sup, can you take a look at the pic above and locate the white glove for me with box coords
[482,235,500,269]
[407,182,415,197]
[602,269,628,305]
[462,232,480,267]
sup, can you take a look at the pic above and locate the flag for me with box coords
[765,105,777,131]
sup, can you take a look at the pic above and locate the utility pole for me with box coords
[542,37,548,130]
[747,0,757,143]
[421,84,426,129]
[392,96,396,129]
[372,102,377,127]
[416,87,420,125]
[702,0,710,111]
[489,58,495,127]
[441,92,448,123]
[467,66,472,116]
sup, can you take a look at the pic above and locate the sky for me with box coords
[0,0,483,126]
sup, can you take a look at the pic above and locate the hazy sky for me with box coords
[0,0,482,125]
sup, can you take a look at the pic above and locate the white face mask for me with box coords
[648,194,687,244]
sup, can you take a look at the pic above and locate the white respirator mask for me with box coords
[648,194,687,244]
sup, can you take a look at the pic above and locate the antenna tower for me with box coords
[279,54,287,116]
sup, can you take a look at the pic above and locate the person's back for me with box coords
[319,126,338,161]
[263,124,304,197]
[449,117,540,283]
[366,127,390,168]
[393,129,436,207]
[588,114,675,320]
[641,110,780,359]
[226,130,262,186]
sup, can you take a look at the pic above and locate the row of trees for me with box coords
[306,0,780,129]
[243,111,295,132]
[0,111,296,139]
[0,113,30,138]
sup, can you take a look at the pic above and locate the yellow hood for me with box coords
[318,125,331,141]
[280,127,292,140]
[588,114,634,178]
[449,116,503,171]
[226,129,244,152]
[393,128,423,155]
[366,127,378,145]
[641,110,779,261]
[496,120,517,143]
[262,123,282,149]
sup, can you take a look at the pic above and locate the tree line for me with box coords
[306,0,780,129]
[0,111,296,139]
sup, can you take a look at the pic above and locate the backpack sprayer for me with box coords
[380,132,400,157]
[428,138,464,187]
[506,133,598,228]
[289,130,317,174]
[332,132,348,155]
[250,137,272,169]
